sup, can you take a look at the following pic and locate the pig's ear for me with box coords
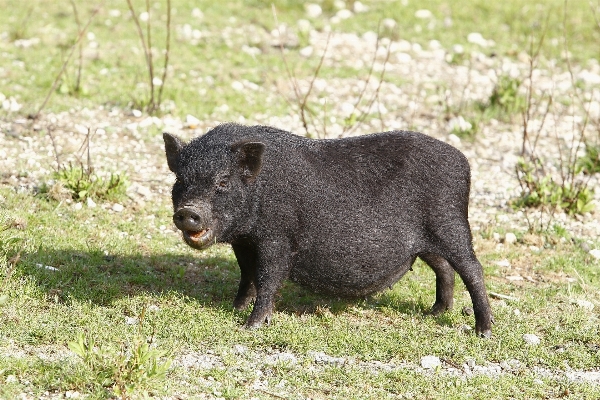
[233,141,265,184]
[163,132,184,172]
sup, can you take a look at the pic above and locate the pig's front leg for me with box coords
[244,239,291,329]
[231,243,257,310]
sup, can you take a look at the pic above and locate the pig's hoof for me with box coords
[243,313,271,329]
[427,302,452,316]
[243,322,262,330]
[476,329,492,339]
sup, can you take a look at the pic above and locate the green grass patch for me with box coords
[1,188,600,397]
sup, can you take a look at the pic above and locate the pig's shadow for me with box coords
[19,247,449,326]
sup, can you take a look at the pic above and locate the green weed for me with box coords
[480,75,525,119]
[68,313,172,397]
[42,163,128,203]
[578,143,600,174]
[514,158,595,215]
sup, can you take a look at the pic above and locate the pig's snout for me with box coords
[173,207,204,232]
[173,206,215,249]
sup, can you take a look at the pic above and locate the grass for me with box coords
[1,0,600,398]
[1,0,598,120]
[1,188,599,398]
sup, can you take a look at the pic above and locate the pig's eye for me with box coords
[216,177,230,190]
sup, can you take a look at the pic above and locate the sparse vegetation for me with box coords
[41,163,128,202]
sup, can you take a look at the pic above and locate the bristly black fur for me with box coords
[164,123,493,337]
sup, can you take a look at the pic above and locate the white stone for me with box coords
[453,44,464,54]
[574,299,594,311]
[494,259,511,268]
[297,19,311,33]
[186,114,201,127]
[132,109,142,117]
[233,344,247,354]
[421,355,441,369]
[112,203,124,212]
[333,0,346,9]
[448,116,472,133]
[415,9,433,19]
[467,32,488,47]
[73,202,83,210]
[87,197,97,208]
[504,232,517,244]
[305,3,322,18]
[353,1,369,13]
[523,334,540,345]
[300,46,313,57]
[382,18,397,30]
[231,81,244,91]
[192,8,204,19]
[340,102,355,117]
[336,9,353,20]
[589,249,600,259]
[448,134,461,145]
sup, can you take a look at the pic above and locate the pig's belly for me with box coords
[289,252,417,297]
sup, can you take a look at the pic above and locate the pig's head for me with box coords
[163,132,265,250]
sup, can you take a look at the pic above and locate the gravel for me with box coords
[2,24,599,241]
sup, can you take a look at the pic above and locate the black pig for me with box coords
[163,123,493,337]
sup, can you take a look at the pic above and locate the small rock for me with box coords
[462,306,474,316]
[125,316,138,325]
[266,352,298,365]
[467,32,488,47]
[73,202,83,210]
[112,203,124,212]
[589,249,600,259]
[382,18,397,30]
[504,232,517,244]
[461,324,472,333]
[523,333,540,345]
[415,9,433,19]
[131,109,142,118]
[186,114,201,128]
[5,374,18,384]
[65,390,81,398]
[493,259,511,268]
[233,344,247,354]
[336,9,353,20]
[87,197,97,208]
[420,355,441,369]
[448,133,461,145]
[353,1,368,13]
[305,3,322,18]
[574,299,594,311]
[310,351,346,366]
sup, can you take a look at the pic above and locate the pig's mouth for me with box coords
[183,228,215,248]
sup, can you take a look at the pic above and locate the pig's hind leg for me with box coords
[419,253,455,316]
[431,225,493,338]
